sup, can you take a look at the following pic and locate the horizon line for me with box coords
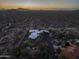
[0,8,79,10]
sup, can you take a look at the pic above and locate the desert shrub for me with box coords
[12,35,53,59]
[12,40,32,59]
[59,54,69,59]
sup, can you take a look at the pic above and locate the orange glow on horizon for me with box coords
[0,0,79,10]
[0,3,79,10]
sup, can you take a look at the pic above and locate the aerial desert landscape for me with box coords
[0,9,79,59]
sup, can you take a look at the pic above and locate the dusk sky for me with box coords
[0,0,79,10]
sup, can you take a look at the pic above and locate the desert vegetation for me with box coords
[0,10,79,59]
